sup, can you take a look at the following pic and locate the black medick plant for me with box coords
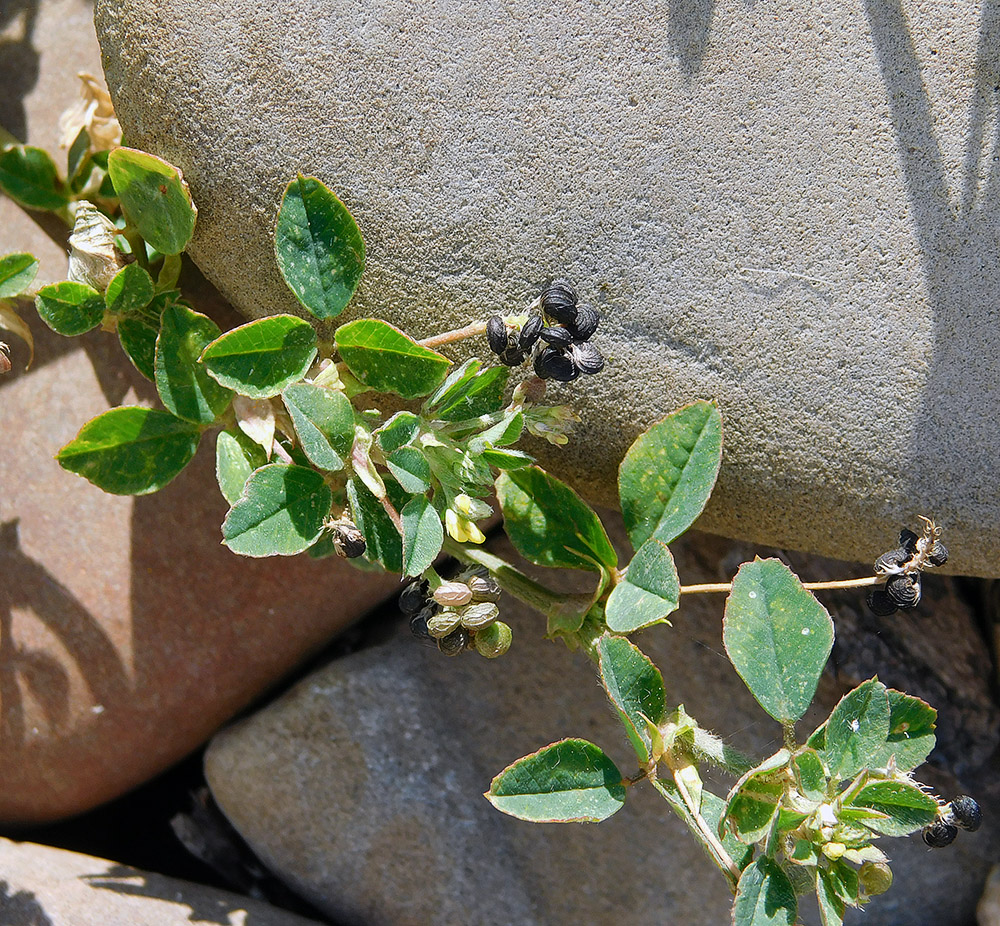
[0,100,984,926]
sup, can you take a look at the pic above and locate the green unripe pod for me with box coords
[858,861,893,897]
[460,601,500,630]
[474,621,512,659]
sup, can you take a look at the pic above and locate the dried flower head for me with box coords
[67,201,125,292]
[58,72,122,154]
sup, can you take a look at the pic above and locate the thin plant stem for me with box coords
[679,575,879,595]
[418,320,488,349]
[671,767,741,885]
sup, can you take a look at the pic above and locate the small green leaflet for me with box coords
[0,145,70,210]
[335,319,450,399]
[0,253,38,299]
[281,382,355,471]
[215,428,267,505]
[118,317,159,380]
[733,858,797,926]
[400,495,443,576]
[35,281,105,336]
[605,538,679,633]
[821,678,890,780]
[597,635,667,764]
[105,264,155,316]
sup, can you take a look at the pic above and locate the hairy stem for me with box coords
[671,768,741,886]
[679,575,879,595]
[418,320,488,349]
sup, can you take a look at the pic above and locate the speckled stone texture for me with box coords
[204,530,999,926]
[0,838,325,925]
[94,0,1000,576]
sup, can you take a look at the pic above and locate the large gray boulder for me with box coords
[94,0,1000,576]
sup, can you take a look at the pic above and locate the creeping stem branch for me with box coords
[417,320,489,349]
[670,767,742,887]
[679,575,879,595]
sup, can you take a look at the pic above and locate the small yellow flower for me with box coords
[445,508,485,544]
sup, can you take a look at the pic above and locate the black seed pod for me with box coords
[398,579,429,615]
[487,315,508,355]
[540,325,573,348]
[332,522,367,558]
[927,540,949,567]
[565,302,599,340]
[875,548,911,574]
[540,280,578,325]
[950,795,982,832]
[866,588,899,617]
[518,315,543,351]
[409,606,433,640]
[899,528,919,553]
[922,820,958,848]
[885,573,921,609]
[570,341,605,375]
[534,347,579,382]
[498,346,527,366]
[438,627,470,656]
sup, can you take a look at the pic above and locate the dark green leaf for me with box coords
[117,317,159,380]
[816,870,846,926]
[274,174,364,320]
[869,689,937,773]
[105,263,155,316]
[347,477,404,573]
[473,410,524,448]
[496,466,617,573]
[222,463,332,556]
[597,635,666,764]
[723,558,834,724]
[107,147,197,255]
[200,315,317,398]
[155,305,233,424]
[822,861,859,906]
[35,281,105,336]
[792,749,828,801]
[386,446,431,493]
[822,679,890,780]
[425,359,479,409]
[480,447,533,470]
[375,411,420,454]
[335,319,449,399]
[486,739,626,823]
[56,407,200,495]
[0,253,39,298]
[721,750,790,844]
[619,401,723,549]
[401,495,443,577]
[281,382,355,471]
[215,428,267,505]
[0,145,69,210]
[605,538,679,633]
[733,858,797,926]
[435,364,509,421]
[67,128,91,182]
[848,779,939,836]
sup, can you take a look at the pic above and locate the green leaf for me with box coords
[105,263,155,316]
[618,401,723,549]
[821,679,890,780]
[200,315,317,398]
[435,364,509,421]
[496,466,617,573]
[480,447,533,470]
[791,748,828,801]
[869,689,936,773]
[723,558,834,724]
[474,410,524,448]
[605,538,680,633]
[67,128,91,182]
[848,779,939,836]
[816,870,846,926]
[597,635,666,764]
[107,147,197,255]
[400,495,443,577]
[375,411,420,454]
[281,382,355,471]
[425,358,479,408]
[35,281,105,336]
[486,739,626,823]
[721,750,790,844]
[155,305,234,424]
[117,317,159,380]
[56,407,200,495]
[733,858,797,926]
[0,253,39,298]
[222,463,332,556]
[215,428,267,505]
[347,477,404,573]
[335,319,450,399]
[386,446,432,493]
[274,174,364,320]
[0,145,69,210]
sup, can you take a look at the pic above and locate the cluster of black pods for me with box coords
[487,280,605,382]
[866,527,948,616]
[922,795,982,848]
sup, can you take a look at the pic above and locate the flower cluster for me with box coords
[866,518,948,616]
[486,280,605,382]
[922,794,982,847]
[399,567,511,658]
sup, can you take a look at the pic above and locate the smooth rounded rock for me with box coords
[205,529,997,926]
[95,0,1000,576]
[0,838,324,925]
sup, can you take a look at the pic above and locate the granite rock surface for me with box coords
[94,0,1000,575]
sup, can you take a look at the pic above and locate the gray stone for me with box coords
[205,529,998,926]
[94,0,1000,575]
[0,837,323,926]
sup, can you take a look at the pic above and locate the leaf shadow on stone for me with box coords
[0,0,40,142]
[863,0,1000,528]
[0,878,54,926]
[81,864,262,925]
[0,518,128,746]
[667,0,716,78]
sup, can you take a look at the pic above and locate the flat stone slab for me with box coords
[94,0,1000,575]
[0,838,324,925]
